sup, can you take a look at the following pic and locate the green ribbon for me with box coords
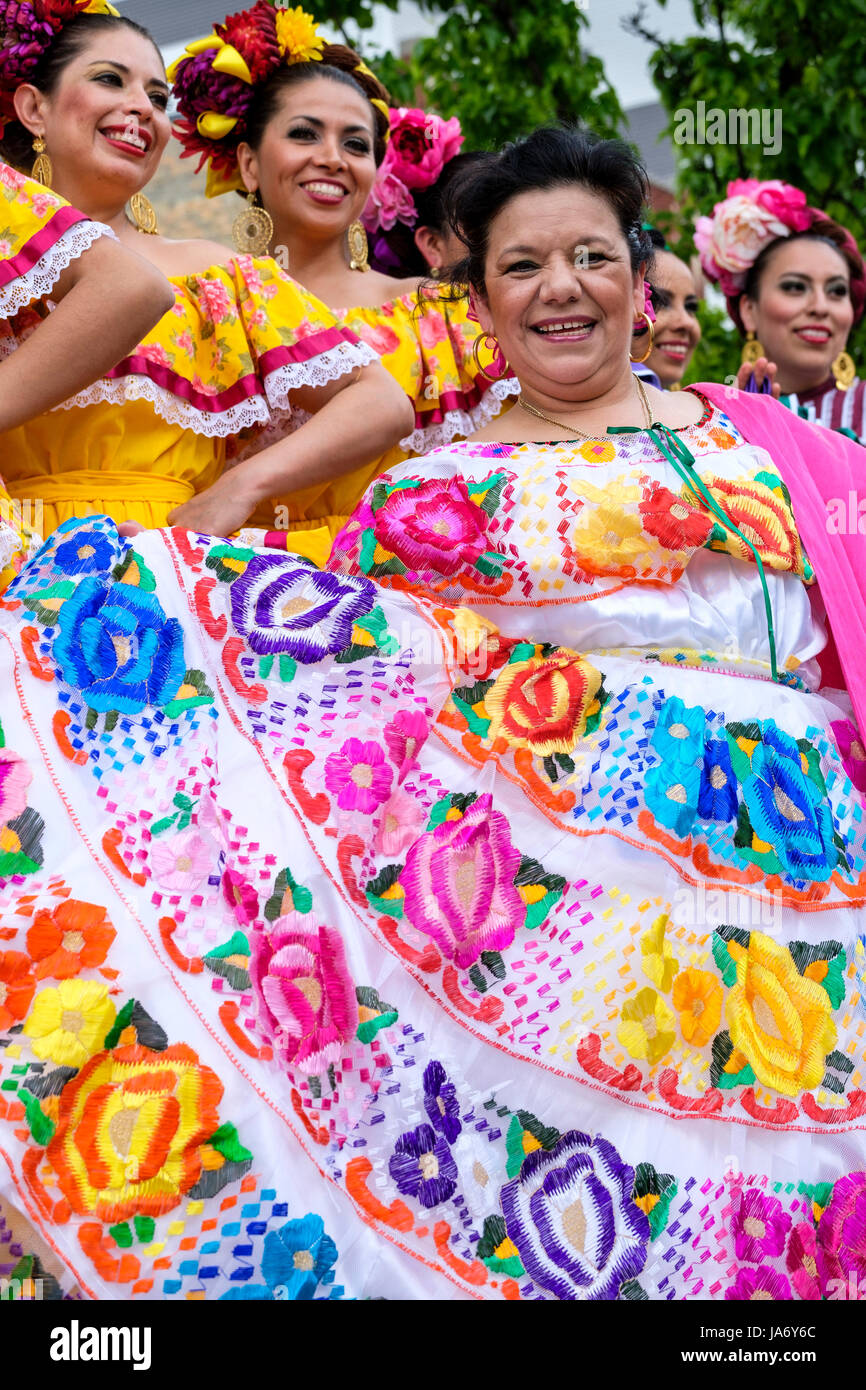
[608,420,779,683]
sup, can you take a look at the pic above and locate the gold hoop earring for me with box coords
[31,136,52,188]
[129,192,159,236]
[347,220,370,272]
[629,312,655,363]
[471,332,509,382]
[832,350,856,391]
[232,192,274,257]
[740,330,765,366]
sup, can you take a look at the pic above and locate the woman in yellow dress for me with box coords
[171,3,518,552]
[0,0,413,553]
[0,158,176,589]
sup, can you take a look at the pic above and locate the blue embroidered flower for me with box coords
[422,1059,462,1143]
[742,736,837,881]
[219,1213,339,1301]
[651,696,706,765]
[389,1122,458,1208]
[698,738,738,822]
[52,576,186,714]
[230,555,376,661]
[500,1130,650,1301]
[53,527,116,576]
[645,758,701,838]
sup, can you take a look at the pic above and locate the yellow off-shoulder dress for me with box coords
[244,285,519,546]
[0,242,377,565]
[0,162,115,592]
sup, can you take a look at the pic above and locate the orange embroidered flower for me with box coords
[0,950,36,1030]
[672,968,723,1047]
[484,649,603,757]
[26,899,116,980]
[48,1043,223,1222]
[702,474,803,573]
[706,427,738,450]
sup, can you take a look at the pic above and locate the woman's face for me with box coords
[740,238,854,392]
[239,77,378,240]
[641,249,701,387]
[475,185,644,403]
[15,29,170,207]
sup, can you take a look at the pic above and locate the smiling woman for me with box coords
[0,0,413,541]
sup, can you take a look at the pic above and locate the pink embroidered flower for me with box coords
[324,738,393,814]
[373,788,427,858]
[151,828,214,892]
[831,719,866,794]
[0,748,32,824]
[355,320,402,357]
[786,1221,821,1300]
[28,191,59,219]
[731,1187,792,1262]
[138,342,173,370]
[384,708,429,776]
[725,1265,792,1301]
[816,1171,866,1298]
[174,330,195,357]
[373,476,490,577]
[362,169,416,233]
[695,179,811,296]
[222,868,259,927]
[386,108,463,190]
[249,919,358,1074]
[0,164,26,191]
[417,309,449,350]
[401,793,523,968]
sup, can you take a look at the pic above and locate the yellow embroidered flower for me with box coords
[672,968,723,1047]
[726,931,837,1096]
[568,478,655,578]
[617,987,676,1066]
[484,649,603,757]
[275,7,325,63]
[640,913,679,992]
[577,440,617,464]
[23,979,116,1068]
[703,473,803,574]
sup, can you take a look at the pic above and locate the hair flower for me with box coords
[274,5,325,63]
[363,106,464,235]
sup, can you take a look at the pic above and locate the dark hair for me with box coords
[370,150,487,278]
[0,13,161,170]
[442,126,654,298]
[242,46,391,174]
[739,223,866,330]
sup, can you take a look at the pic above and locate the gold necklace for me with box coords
[517,375,655,440]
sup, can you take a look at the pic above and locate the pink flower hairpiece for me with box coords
[694,179,812,298]
[363,106,463,235]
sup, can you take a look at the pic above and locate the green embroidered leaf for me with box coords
[789,940,846,1009]
[475,552,505,578]
[619,1279,649,1300]
[505,1109,561,1177]
[21,580,75,625]
[207,1122,253,1164]
[108,1222,133,1249]
[264,867,313,921]
[0,808,44,877]
[163,668,214,719]
[821,1048,854,1094]
[365,862,405,918]
[204,932,251,992]
[632,1162,678,1241]
[355,985,398,1043]
[112,548,156,591]
[476,1214,524,1276]
[725,721,762,785]
[21,1088,55,1146]
[205,544,255,583]
[134,1215,156,1244]
[711,928,745,987]
[709,1029,756,1090]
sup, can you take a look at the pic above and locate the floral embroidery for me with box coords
[725,1265,792,1301]
[617,987,677,1066]
[26,899,116,980]
[731,1187,792,1262]
[23,979,116,1068]
[372,476,491,577]
[249,918,358,1074]
[422,1060,462,1144]
[229,555,376,661]
[672,968,723,1047]
[0,951,36,1030]
[484,649,603,758]
[389,1124,459,1208]
[324,738,393,815]
[816,1172,866,1298]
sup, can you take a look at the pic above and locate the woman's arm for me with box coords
[0,236,174,433]
[167,362,415,536]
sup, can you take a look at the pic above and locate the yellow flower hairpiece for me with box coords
[275,6,325,64]
[81,0,120,13]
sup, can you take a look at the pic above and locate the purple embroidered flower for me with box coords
[401,793,523,969]
[816,1171,866,1297]
[786,1221,821,1300]
[500,1130,650,1301]
[230,556,375,661]
[324,738,393,814]
[389,1123,458,1209]
[831,718,866,794]
[422,1059,462,1143]
[725,1265,792,1301]
[731,1187,792,1262]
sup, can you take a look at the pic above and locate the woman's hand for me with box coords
[117,520,146,538]
[167,470,263,538]
[735,356,781,397]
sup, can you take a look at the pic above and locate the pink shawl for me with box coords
[696,384,866,735]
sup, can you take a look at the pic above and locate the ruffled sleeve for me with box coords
[49,253,378,437]
[341,285,519,454]
[0,161,111,317]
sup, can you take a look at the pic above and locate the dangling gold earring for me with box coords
[347,220,370,272]
[129,192,159,235]
[31,136,52,187]
[832,350,856,391]
[630,312,655,363]
[232,192,274,257]
[741,330,765,366]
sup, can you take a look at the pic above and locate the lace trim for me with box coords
[0,219,113,317]
[47,338,378,438]
[398,375,521,454]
